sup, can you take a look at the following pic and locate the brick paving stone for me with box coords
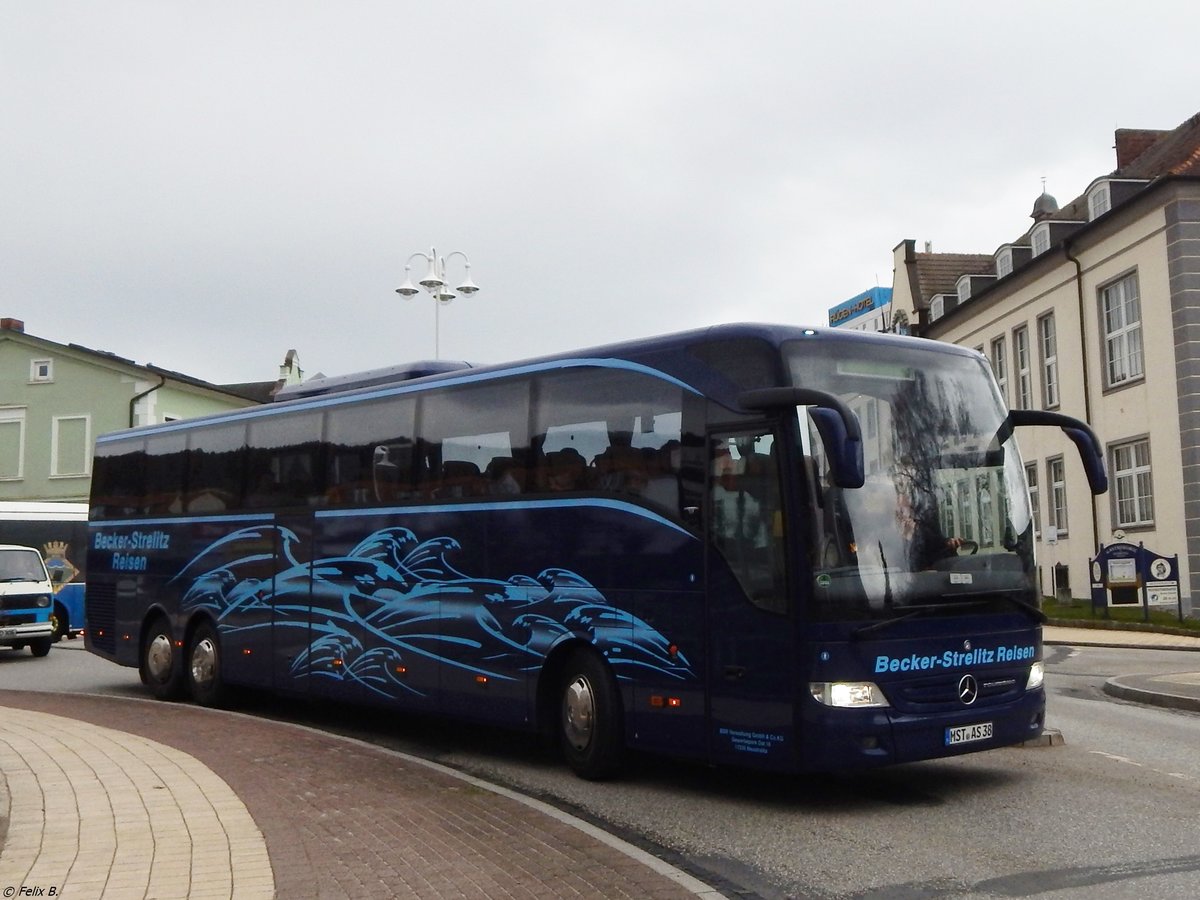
[0,691,720,899]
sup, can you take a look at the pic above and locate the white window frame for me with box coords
[1088,183,1111,220]
[0,407,27,481]
[1014,325,1032,410]
[1038,313,1059,408]
[1111,438,1154,528]
[1100,272,1144,387]
[30,359,54,383]
[996,250,1013,278]
[1048,456,1068,537]
[50,415,92,477]
[1025,462,1040,540]
[991,337,1009,405]
[1031,224,1050,257]
[929,295,945,321]
[957,277,972,303]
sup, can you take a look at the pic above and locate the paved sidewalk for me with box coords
[0,691,720,900]
[1044,624,1200,714]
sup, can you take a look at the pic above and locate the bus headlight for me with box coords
[1026,661,1044,691]
[810,681,889,708]
[36,594,51,608]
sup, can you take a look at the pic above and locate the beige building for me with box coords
[891,112,1200,614]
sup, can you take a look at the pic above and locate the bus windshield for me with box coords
[786,340,1035,621]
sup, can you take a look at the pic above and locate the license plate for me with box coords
[0,626,16,638]
[945,721,993,746]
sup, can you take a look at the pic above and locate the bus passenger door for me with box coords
[706,430,798,769]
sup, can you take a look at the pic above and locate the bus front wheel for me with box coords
[559,650,624,780]
[29,636,52,657]
[186,621,226,707]
[140,617,185,700]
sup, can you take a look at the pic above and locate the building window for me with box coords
[929,296,944,322]
[51,416,91,477]
[0,408,26,480]
[1031,225,1050,257]
[1111,438,1153,528]
[1025,462,1040,540]
[1048,456,1067,537]
[1014,326,1032,409]
[1101,272,1144,387]
[1088,183,1111,220]
[991,337,1008,405]
[957,278,972,303]
[996,250,1013,278]
[30,359,53,383]
[956,480,975,542]
[1038,313,1059,408]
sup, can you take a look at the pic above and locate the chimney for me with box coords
[1,318,25,333]
[1115,128,1167,168]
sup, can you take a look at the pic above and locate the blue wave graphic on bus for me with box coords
[173,525,694,699]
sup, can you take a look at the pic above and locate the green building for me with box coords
[0,317,296,503]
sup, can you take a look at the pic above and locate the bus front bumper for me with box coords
[800,688,1046,771]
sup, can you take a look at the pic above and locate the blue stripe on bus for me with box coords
[87,500,696,538]
[316,498,697,538]
[88,513,273,529]
[96,357,703,443]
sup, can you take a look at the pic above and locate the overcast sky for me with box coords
[4,1,1197,386]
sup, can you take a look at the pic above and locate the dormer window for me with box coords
[1031,224,1050,257]
[957,276,972,303]
[1088,182,1111,220]
[996,249,1013,278]
[929,296,945,322]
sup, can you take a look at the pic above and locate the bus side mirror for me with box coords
[738,387,865,489]
[1009,409,1108,495]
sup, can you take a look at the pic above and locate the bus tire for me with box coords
[186,621,226,707]
[29,636,52,657]
[50,604,68,643]
[140,616,185,700]
[559,650,624,780]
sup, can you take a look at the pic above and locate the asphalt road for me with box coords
[5,640,1200,898]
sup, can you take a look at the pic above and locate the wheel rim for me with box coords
[190,637,217,689]
[563,675,596,752]
[49,613,60,635]
[146,633,174,682]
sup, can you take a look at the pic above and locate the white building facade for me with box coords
[891,115,1200,614]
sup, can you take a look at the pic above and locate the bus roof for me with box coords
[95,323,978,445]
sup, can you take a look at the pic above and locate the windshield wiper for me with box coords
[852,604,953,639]
[995,593,1048,623]
[852,594,1046,639]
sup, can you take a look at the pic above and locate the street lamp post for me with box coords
[395,247,480,360]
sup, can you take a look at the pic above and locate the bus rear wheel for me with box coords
[140,617,185,700]
[559,650,624,780]
[186,621,226,707]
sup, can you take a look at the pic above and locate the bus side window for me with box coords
[143,434,186,515]
[91,442,146,519]
[324,397,417,506]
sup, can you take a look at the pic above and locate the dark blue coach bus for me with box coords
[84,324,1106,779]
